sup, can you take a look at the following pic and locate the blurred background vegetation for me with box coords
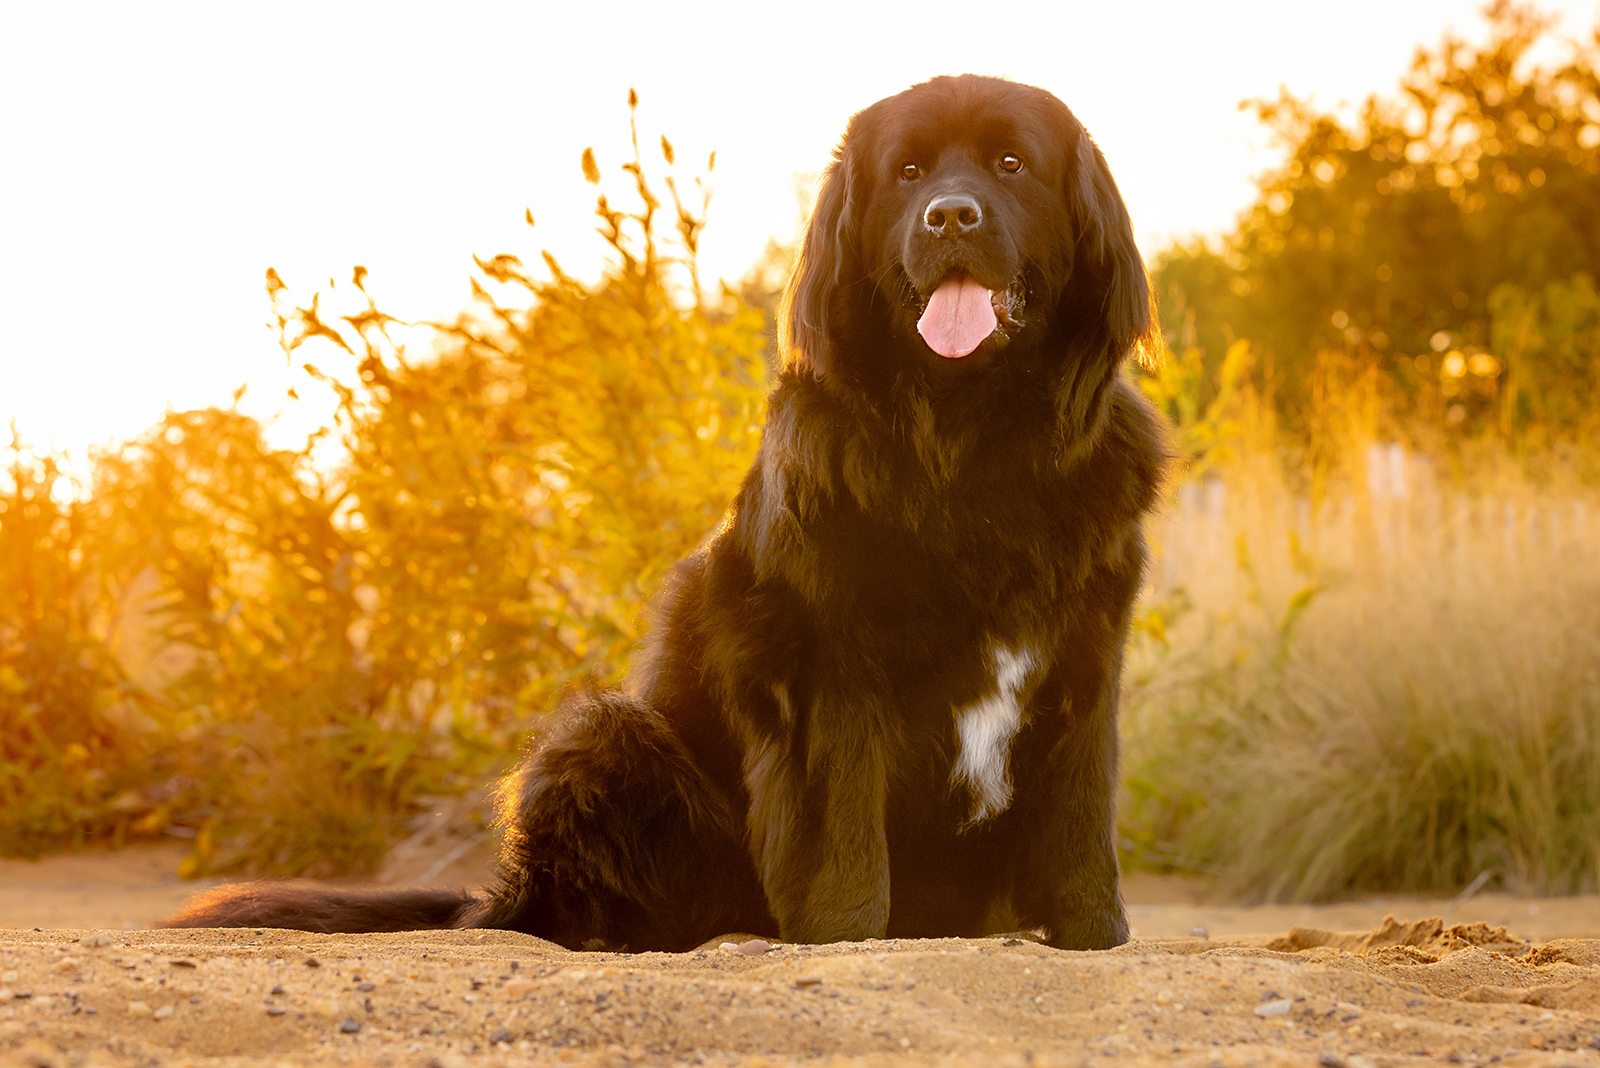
[3,6,1598,901]
[1122,2,1600,901]
[0,103,767,877]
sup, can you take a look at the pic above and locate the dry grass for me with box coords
[1120,440,1600,900]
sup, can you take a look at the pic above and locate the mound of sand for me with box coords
[2,917,1599,1067]
[1265,914,1532,959]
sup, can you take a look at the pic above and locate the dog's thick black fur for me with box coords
[164,75,1166,951]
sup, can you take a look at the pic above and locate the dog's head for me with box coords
[785,75,1151,440]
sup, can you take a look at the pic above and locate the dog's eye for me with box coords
[999,154,1023,174]
[900,163,921,181]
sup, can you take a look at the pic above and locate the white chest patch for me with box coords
[950,646,1039,824]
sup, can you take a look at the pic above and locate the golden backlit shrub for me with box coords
[0,444,174,853]
[0,103,766,873]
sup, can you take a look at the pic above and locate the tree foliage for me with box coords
[1153,2,1600,460]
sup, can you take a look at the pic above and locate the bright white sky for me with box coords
[4,0,1598,474]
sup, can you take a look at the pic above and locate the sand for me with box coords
[3,921,1600,1066]
[4,848,1600,1066]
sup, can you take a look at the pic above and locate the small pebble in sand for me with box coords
[153,1006,173,1020]
[270,985,284,996]
[340,1018,361,1033]
[718,942,739,953]
[489,1027,511,1044]
[127,1001,152,1017]
[33,997,53,1010]
[314,999,340,1018]
[505,978,536,999]
[0,991,12,1003]
[736,939,772,956]
[83,934,113,948]
[266,1007,286,1017]
[1190,927,1210,939]
[1255,999,1293,1017]
[0,972,15,983]
[54,958,79,972]
[304,958,322,969]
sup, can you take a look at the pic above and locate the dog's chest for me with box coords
[949,644,1041,824]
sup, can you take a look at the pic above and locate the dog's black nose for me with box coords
[923,194,982,237]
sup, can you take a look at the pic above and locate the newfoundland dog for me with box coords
[165,74,1166,951]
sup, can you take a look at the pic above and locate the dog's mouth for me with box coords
[914,275,1026,359]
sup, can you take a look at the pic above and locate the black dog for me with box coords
[165,74,1165,951]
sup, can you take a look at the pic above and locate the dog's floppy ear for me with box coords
[1054,122,1155,445]
[1068,130,1150,355]
[782,142,859,377]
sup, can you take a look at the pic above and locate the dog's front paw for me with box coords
[1047,905,1129,951]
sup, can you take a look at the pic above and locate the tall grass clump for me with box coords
[1120,345,1600,900]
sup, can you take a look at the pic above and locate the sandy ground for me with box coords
[4,846,1600,1067]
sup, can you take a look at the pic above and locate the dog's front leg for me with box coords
[1011,649,1131,951]
[742,701,890,944]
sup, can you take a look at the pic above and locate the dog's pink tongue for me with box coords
[917,277,997,358]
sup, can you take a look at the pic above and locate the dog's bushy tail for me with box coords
[158,882,478,933]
